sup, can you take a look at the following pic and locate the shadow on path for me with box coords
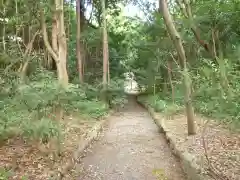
[77,95,186,180]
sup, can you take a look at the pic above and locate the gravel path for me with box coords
[78,98,186,180]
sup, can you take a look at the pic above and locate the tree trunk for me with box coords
[20,30,39,81]
[2,6,6,52]
[167,60,174,102]
[52,10,58,54]
[107,56,110,84]
[56,0,68,86]
[160,0,196,135]
[76,0,83,83]
[102,0,109,90]
[40,1,68,87]
[47,52,53,69]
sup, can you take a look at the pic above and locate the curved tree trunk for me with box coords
[160,0,196,135]
[40,0,68,87]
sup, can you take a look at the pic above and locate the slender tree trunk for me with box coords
[102,0,109,90]
[107,57,110,84]
[49,8,58,70]
[160,0,196,135]
[76,0,83,83]
[167,60,174,102]
[20,30,39,80]
[52,10,58,54]
[2,4,6,52]
[47,52,52,69]
[82,44,85,78]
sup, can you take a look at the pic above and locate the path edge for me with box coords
[56,110,113,179]
[138,100,204,180]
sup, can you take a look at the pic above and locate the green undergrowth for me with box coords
[138,88,240,131]
[0,168,11,180]
[152,168,168,180]
[0,167,29,180]
[138,94,183,117]
[0,70,126,144]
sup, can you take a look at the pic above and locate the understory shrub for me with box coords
[0,70,112,142]
[107,78,128,107]
[138,94,183,116]
[138,59,240,130]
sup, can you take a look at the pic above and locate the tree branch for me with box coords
[40,8,59,63]
[176,0,214,57]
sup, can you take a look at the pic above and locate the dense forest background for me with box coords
[1,0,240,142]
[0,0,240,178]
[1,0,240,143]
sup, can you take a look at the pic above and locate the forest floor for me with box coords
[157,113,240,180]
[74,97,186,180]
[2,94,238,180]
[0,113,101,179]
[137,95,240,180]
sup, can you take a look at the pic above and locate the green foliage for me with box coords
[21,117,60,143]
[0,168,12,180]
[0,167,29,180]
[139,56,240,129]
[191,59,240,129]
[0,69,111,142]
[126,0,240,131]
[73,100,108,119]
[138,95,183,116]
[107,78,128,107]
[152,168,168,180]
[1,0,239,155]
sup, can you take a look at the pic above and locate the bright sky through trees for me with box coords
[83,0,157,23]
[123,0,158,19]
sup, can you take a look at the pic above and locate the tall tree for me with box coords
[102,0,109,90]
[160,0,196,135]
[76,0,83,83]
[40,0,69,86]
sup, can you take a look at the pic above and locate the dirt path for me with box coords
[77,98,186,180]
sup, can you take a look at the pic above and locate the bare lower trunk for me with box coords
[56,0,68,86]
[160,0,196,135]
[82,45,85,78]
[52,10,58,53]
[107,57,110,84]
[167,60,174,102]
[47,52,53,69]
[40,0,68,120]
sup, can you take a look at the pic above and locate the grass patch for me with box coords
[138,91,240,131]
[138,95,183,116]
